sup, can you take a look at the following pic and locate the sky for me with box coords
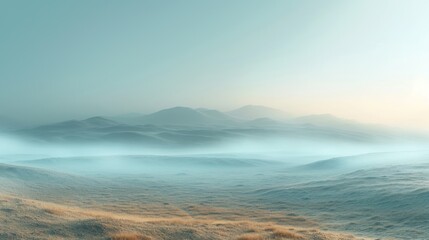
[1,0,429,129]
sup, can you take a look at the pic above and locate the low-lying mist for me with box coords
[1,117,429,240]
[2,130,428,160]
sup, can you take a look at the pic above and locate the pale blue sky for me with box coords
[1,0,429,128]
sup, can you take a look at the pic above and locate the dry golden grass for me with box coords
[43,207,65,216]
[109,232,152,240]
[236,233,265,240]
[272,229,304,239]
[0,194,370,240]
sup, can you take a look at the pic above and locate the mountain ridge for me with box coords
[227,105,292,120]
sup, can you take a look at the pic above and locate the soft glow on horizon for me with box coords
[1,0,428,129]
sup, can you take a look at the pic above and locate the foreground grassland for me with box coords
[0,194,368,240]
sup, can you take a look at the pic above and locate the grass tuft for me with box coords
[110,232,152,240]
[236,233,264,240]
[272,229,304,239]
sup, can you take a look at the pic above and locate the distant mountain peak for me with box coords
[227,105,292,120]
[151,106,201,116]
[246,117,280,126]
[82,116,118,126]
[84,116,111,121]
[132,106,237,126]
[162,106,193,111]
[138,107,214,126]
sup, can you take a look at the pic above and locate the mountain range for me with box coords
[3,105,422,148]
[109,105,290,126]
